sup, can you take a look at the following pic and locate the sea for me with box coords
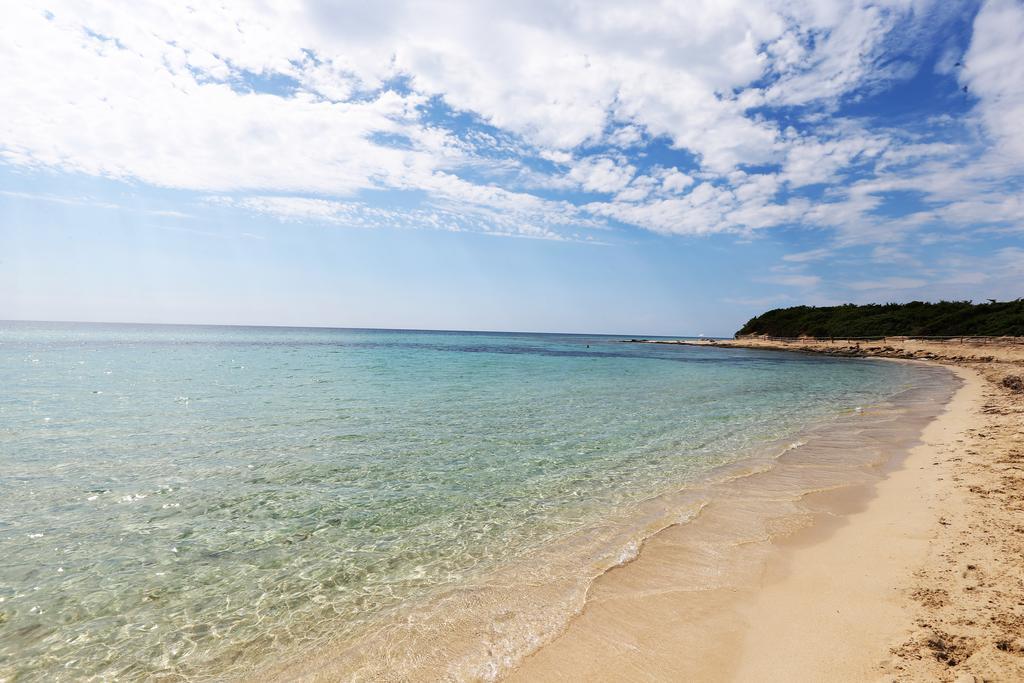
[0,322,953,680]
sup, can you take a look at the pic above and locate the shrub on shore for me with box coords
[737,300,1024,338]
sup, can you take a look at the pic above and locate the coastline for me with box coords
[508,360,961,681]
[729,363,981,681]
[239,339,1024,682]
[510,340,1024,681]
[254,351,956,682]
[11,327,980,681]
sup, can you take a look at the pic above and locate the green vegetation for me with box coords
[736,300,1024,338]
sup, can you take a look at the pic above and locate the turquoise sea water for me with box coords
[0,323,936,680]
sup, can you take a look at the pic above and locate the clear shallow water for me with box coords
[0,322,934,680]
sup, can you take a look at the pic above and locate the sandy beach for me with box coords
[510,339,1024,682]
[7,0,1023,678]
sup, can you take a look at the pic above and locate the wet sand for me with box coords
[264,375,955,682]
[265,339,1024,682]
[528,337,1024,682]
[508,362,964,681]
[729,365,982,681]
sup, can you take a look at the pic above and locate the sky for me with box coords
[1,1,1022,336]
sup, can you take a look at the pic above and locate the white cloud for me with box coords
[766,3,906,106]
[761,274,822,288]
[538,150,573,165]
[211,179,605,241]
[586,183,736,236]
[661,171,695,194]
[0,189,193,218]
[568,157,636,194]
[782,247,834,263]
[870,245,917,263]
[0,0,1018,245]
[781,132,889,188]
[847,277,927,291]
[962,0,1024,164]
[0,6,435,195]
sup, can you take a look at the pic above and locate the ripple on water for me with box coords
[0,323,951,680]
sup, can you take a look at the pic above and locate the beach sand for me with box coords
[510,339,1024,682]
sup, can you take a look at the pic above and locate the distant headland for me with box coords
[735,299,1024,339]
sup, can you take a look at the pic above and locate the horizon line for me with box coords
[0,318,720,340]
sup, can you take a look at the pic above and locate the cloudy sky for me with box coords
[1,0,1022,335]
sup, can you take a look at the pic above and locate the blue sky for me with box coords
[1,1,1022,336]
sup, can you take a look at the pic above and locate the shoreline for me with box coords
[509,340,1024,681]
[729,363,979,680]
[255,352,953,681]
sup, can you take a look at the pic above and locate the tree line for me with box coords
[736,300,1024,338]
